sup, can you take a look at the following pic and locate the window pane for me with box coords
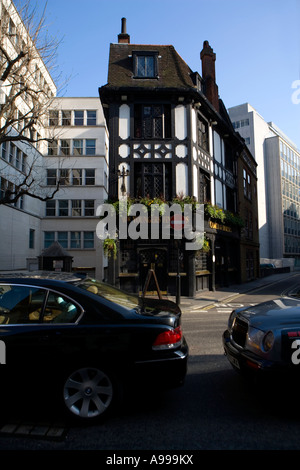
[72,200,82,216]
[59,169,70,185]
[84,200,94,216]
[72,169,82,185]
[1,142,7,160]
[60,140,70,156]
[16,148,21,169]
[9,143,15,164]
[58,200,69,216]
[62,110,71,126]
[74,110,84,126]
[70,231,81,248]
[47,169,57,186]
[46,200,56,216]
[85,169,95,185]
[84,231,94,248]
[136,55,155,77]
[49,110,59,126]
[29,229,35,249]
[43,292,80,323]
[86,139,96,155]
[48,140,58,156]
[0,285,46,324]
[21,155,27,173]
[73,139,83,155]
[87,110,97,126]
[44,231,55,247]
[57,231,68,248]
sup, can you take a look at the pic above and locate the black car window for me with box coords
[0,284,46,324]
[43,291,80,323]
[77,279,139,311]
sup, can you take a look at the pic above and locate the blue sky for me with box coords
[18,0,300,149]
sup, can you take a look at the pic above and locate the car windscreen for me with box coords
[76,279,139,310]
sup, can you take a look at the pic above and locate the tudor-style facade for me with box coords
[99,20,259,296]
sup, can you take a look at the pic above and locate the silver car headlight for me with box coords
[246,327,274,354]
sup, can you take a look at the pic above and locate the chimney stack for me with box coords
[200,41,219,112]
[118,18,130,44]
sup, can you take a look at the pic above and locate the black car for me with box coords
[0,272,188,421]
[223,296,300,376]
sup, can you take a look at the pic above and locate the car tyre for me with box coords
[62,366,118,421]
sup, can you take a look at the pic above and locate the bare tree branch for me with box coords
[0,0,66,205]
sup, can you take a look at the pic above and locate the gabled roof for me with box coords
[40,241,72,258]
[106,43,196,90]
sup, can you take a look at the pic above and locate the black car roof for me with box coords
[0,271,83,283]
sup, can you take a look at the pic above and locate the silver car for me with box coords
[223,297,300,375]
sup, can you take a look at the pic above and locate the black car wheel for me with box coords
[63,366,115,420]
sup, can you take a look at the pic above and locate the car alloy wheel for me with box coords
[63,367,114,419]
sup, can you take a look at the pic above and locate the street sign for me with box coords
[170,214,185,231]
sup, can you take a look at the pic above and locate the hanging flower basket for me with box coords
[103,238,118,259]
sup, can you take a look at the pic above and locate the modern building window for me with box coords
[83,231,94,248]
[16,148,21,169]
[60,140,71,156]
[45,200,56,216]
[9,143,15,164]
[44,231,55,248]
[49,110,59,126]
[134,104,171,139]
[57,231,68,248]
[71,200,82,217]
[59,169,70,186]
[21,154,27,173]
[29,229,35,249]
[44,231,95,250]
[62,110,71,126]
[73,139,83,155]
[1,142,7,160]
[72,169,82,185]
[58,200,69,217]
[134,53,158,78]
[70,231,81,249]
[46,169,57,186]
[0,178,7,200]
[87,110,97,126]
[48,140,58,156]
[74,110,84,126]
[84,200,95,216]
[86,139,96,155]
[85,169,95,185]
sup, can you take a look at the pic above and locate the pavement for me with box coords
[166,270,300,313]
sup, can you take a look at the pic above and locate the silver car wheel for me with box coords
[63,367,114,419]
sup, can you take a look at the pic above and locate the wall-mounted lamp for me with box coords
[118,166,130,195]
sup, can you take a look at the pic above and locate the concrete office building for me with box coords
[0,1,109,278]
[228,103,300,267]
[42,97,109,278]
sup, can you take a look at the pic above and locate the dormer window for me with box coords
[133,52,158,78]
